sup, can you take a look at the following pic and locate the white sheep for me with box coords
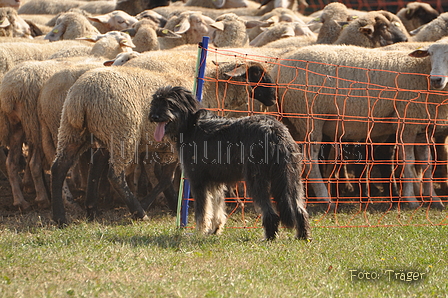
[49,31,136,59]
[44,12,100,41]
[0,7,33,38]
[158,10,215,50]
[210,13,264,48]
[125,18,181,52]
[247,7,307,42]
[0,40,89,80]
[314,2,351,45]
[334,10,409,48]
[249,21,315,47]
[184,0,252,9]
[88,10,137,34]
[411,12,448,42]
[0,60,70,210]
[51,66,193,224]
[396,2,439,33]
[270,43,448,209]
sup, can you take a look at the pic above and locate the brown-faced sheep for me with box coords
[334,10,409,48]
[396,2,439,33]
[270,43,448,209]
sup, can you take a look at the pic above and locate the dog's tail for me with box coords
[271,139,311,239]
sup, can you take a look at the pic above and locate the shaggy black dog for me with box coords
[149,86,311,240]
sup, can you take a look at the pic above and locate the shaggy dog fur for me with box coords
[149,86,311,240]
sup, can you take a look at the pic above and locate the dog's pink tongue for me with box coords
[154,122,167,142]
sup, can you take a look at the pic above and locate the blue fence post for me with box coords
[178,36,209,228]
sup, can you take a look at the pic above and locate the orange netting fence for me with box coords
[178,43,448,229]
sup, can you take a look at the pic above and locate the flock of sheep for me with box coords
[0,0,447,226]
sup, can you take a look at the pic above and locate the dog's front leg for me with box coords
[191,183,214,234]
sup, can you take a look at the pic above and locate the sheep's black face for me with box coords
[374,16,408,46]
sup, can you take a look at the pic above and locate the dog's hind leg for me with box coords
[247,178,280,240]
[209,185,227,235]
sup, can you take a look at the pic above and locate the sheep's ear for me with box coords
[76,35,100,42]
[45,23,66,41]
[88,15,110,24]
[118,35,136,48]
[245,20,265,29]
[25,20,43,37]
[121,28,136,37]
[224,64,247,77]
[212,0,226,8]
[359,24,374,37]
[210,21,225,31]
[408,49,429,58]
[410,25,423,36]
[405,7,416,19]
[156,28,182,38]
[265,16,279,25]
[0,17,10,28]
[103,59,115,66]
[174,19,190,34]
[281,26,296,38]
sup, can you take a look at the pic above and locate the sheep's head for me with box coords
[88,10,137,31]
[397,2,439,32]
[0,7,32,38]
[409,41,448,90]
[358,11,409,47]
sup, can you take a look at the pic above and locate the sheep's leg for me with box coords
[28,144,50,208]
[140,161,179,212]
[51,143,85,226]
[85,149,109,220]
[6,124,30,210]
[304,135,334,209]
[415,139,444,209]
[396,138,421,209]
[107,167,148,220]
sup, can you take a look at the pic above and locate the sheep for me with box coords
[126,18,181,52]
[314,2,351,45]
[247,7,306,42]
[210,13,265,48]
[0,60,71,210]
[396,2,439,33]
[44,12,100,41]
[135,9,167,28]
[87,10,138,34]
[0,0,21,10]
[334,10,409,48]
[249,21,315,47]
[270,43,448,210]
[261,34,316,48]
[49,31,136,59]
[158,11,215,50]
[115,0,170,16]
[411,12,448,42]
[0,7,33,38]
[51,66,193,225]
[184,0,252,9]
[0,40,90,80]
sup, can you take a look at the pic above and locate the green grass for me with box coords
[0,208,447,298]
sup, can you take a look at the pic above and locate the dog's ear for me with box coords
[247,63,276,107]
